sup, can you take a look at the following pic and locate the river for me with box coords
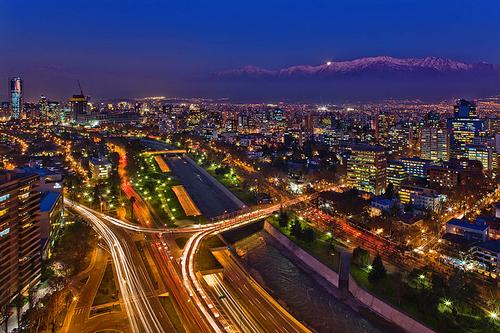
[234,231,387,333]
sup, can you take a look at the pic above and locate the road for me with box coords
[66,199,176,333]
[210,249,311,333]
[106,140,332,332]
[110,145,217,332]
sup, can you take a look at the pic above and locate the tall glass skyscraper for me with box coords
[9,77,23,119]
[447,99,484,158]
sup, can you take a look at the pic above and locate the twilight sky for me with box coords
[1,0,500,101]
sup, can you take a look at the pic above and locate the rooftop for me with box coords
[447,218,488,231]
[441,233,478,246]
[40,191,61,212]
[476,240,500,253]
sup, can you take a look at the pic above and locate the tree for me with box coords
[368,253,386,284]
[352,247,370,267]
[302,227,315,243]
[278,210,288,228]
[290,220,303,239]
[385,183,395,199]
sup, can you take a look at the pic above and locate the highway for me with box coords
[210,250,311,333]
[111,145,218,332]
[66,199,175,333]
[179,194,321,333]
[103,141,330,332]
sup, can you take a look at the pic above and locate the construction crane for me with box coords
[77,80,84,96]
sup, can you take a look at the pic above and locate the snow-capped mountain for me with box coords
[220,56,499,78]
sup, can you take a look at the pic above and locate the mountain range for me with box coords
[219,56,500,78]
[209,56,500,102]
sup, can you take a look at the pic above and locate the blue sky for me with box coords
[1,0,499,100]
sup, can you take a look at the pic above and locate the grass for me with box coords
[192,154,258,206]
[93,262,119,306]
[349,265,500,333]
[133,155,198,225]
[159,296,185,333]
[268,216,341,272]
[195,236,225,272]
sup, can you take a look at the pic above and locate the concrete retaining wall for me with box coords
[348,275,436,333]
[264,222,339,287]
[184,156,246,209]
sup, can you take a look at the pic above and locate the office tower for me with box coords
[400,156,432,179]
[0,171,41,309]
[464,144,497,172]
[39,95,48,120]
[373,113,395,144]
[70,94,88,123]
[347,145,387,195]
[448,99,484,158]
[387,161,407,191]
[420,127,450,161]
[9,77,23,119]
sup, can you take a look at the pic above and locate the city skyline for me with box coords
[1,2,499,333]
[2,1,500,101]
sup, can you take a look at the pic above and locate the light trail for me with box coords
[204,274,262,333]
[68,185,331,333]
[65,199,168,333]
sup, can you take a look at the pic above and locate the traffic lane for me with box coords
[166,156,241,218]
[213,250,310,333]
[115,228,180,333]
[147,236,214,333]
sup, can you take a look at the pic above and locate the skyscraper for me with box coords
[420,127,450,161]
[9,77,23,119]
[39,95,48,120]
[387,161,407,191]
[0,171,41,309]
[347,144,387,195]
[448,99,484,158]
[69,94,88,123]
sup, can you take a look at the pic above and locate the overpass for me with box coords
[142,149,187,155]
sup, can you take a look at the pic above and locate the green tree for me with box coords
[352,247,370,267]
[368,253,386,284]
[278,210,289,228]
[302,227,315,243]
[290,220,303,239]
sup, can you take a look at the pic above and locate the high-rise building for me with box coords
[70,94,89,123]
[464,144,497,172]
[448,100,484,158]
[420,127,450,161]
[401,156,433,179]
[387,161,407,191]
[0,171,41,309]
[39,95,48,120]
[347,145,387,195]
[9,77,23,119]
[373,113,396,144]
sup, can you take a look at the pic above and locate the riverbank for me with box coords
[227,225,403,333]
